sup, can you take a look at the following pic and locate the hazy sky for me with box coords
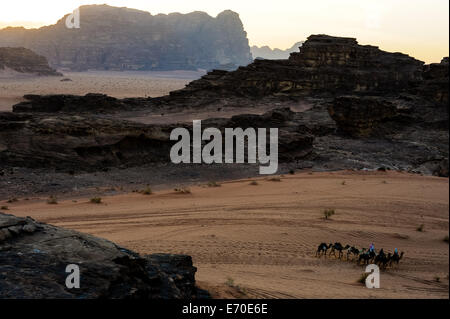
[0,0,448,63]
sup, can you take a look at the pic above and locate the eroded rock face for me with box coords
[328,96,398,137]
[0,112,174,170]
[0,47,62,76]
[417,57,449,105]
[0,5,252,71]
[0,212,205,299]
[0,108,314,171]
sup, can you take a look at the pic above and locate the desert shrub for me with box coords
[443,236,449,243]
[140,186,153,195]
[90,197,102,204]
[207,181,221,188]
[225,277,248,295]
[323,209,335,220]
[47,196,58,205]
[0,206,9,210]
[7,198,18,203]
[225,277,235,287]
[268,177,281,182]
[249,181,259,186]
[358,273,370,284]
[416,224,425,232]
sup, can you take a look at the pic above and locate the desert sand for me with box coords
[7,170,449,299]
[0,70,203,111]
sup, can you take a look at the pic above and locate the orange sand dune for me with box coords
[8,170,449,299]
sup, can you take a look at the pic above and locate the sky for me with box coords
[0,0,448,63]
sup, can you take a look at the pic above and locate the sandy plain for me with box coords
[6,170,449,299]
[0,70,203,111]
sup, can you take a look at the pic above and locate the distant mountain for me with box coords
[251,41,304,60]
[0,47,62,76]
[0,5,252,71]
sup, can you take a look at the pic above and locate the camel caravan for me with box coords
[315,242,404,270]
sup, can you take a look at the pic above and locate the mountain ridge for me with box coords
[0,5,252,71]
[251,41,304,60]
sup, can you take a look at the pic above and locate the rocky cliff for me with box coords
[0,47,62,76]
[0,212,207,298]
[0,5,252,71]
[161,34,425,105]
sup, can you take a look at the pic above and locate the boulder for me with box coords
[0,212,207,299]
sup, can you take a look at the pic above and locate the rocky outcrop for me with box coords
[0,108,314,171]
[156,34,424,107]
[0,5,252,71]
[13,93,144,113]
[0,212,206,299]
[0,112,174,170]
[0,47,62,76]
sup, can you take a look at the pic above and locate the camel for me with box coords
[329,243,350,259]
[389,251,405,267]
[315,243,404,270]
[346,246,360,261]
[381,253,392,269]
[316,243,332,257]
[374,249,385,265]
[358,250,376,265]
[374,252,392,270]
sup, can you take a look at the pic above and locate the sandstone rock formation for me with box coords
[0,212,206,298]
[0,47,62,76]
[0,108,313,171]
[0,5,252,71]
[157,34,424,106]
[0,112,174,170]
[2,35,448,177]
